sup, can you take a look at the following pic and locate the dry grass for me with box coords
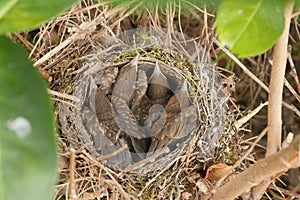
[11,0,300,199]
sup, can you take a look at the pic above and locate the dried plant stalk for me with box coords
[211,135,300,200]
[267,0,294,156]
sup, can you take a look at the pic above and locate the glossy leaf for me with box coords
[0,36,57,200]
[216,0,284,57]
[0,0,78,33]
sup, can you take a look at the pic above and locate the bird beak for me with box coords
[150,61,167,81]
[130,54,140,71]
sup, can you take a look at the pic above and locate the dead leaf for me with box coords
[205,163,233,181]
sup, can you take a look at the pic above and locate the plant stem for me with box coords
[210,135,300,200]
[266,0,294,156]
[249,1,295,199]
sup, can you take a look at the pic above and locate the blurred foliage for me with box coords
[0,0,78,33]
[109,0,220,12]
[0,36,57,200]
[0,0,78,200]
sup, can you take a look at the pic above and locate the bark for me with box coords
[266,0,294,156]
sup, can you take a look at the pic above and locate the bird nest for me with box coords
[58,28,228,175]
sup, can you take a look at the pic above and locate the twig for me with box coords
[253,1,295,199]
[69,148,78,200]
[184,136,196,171]
[120,147,170,175]
[96,144,128,161]
[284,78,300,103]
[51,98,76,107]
[214,38,300,117]
[29,22,51,59]
[81,150,134,200]
[232,101,268,132]
[34,32,83,67]
[137,154,182,197]
[287,48,300,93]
[47,89,80,103]
[269,184,300,199]
[282,101,300,117]
[210,135,300,200]
[33,4,128,67]
[213,38,269,92]
[213,127,268,190]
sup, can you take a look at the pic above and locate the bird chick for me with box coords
[148,80,192,153]
[95,89,121,143]
[111,95,144,139]
[98,67,119,94]
[144,104,167,138]
[130,69,148,111]
[82,103,133,169]
[147,62,172,103]
[161,80,191,138]
[165,80,190,114]
[113,55,140,104]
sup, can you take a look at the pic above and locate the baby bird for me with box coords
[144,104,167,138]
[147,62,172,105]
[148,80,192,153]
[98,67,119,94]
[111,95,143,139]
[113,55,140,104]
[95,88,121,143]
[130,69,148,114]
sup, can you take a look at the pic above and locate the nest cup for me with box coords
[58,28,228,174]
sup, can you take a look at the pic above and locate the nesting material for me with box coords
[58,28,228,174]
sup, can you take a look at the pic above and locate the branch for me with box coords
[266,0,294,156]
[249,2,295,199]
[210,135,300,200]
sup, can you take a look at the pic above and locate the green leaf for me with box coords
[197,0,220,10]
[216,0,284,57]
[295,0,300,11]
[109,0,220,12]
[0,0,78,34]
[0,36,57,200]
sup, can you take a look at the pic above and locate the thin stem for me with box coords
[211,135,300,200]
[250,1,295,199]
[266,0,294,156]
